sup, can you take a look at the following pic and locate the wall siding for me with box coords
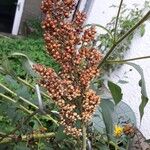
[85,0,150,139]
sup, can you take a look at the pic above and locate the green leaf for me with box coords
[113,101,137,125]
[9,52,36,77]
[126,62,149,121]
[108,81,123,105]
[92,106,105,134]
[100,99,115,136]
[16,86,31,100]
[139,95,148,121]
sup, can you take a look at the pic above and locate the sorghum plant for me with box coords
[33,0,102,142]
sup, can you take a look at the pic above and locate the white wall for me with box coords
[86,0,150,138]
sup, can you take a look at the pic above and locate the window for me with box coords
[72,0,95,20]
[84,0,95,14]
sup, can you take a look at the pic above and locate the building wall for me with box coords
[85,0,150,139]
[19,0,42,33]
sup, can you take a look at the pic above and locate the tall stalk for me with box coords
[114,0,124,41]
[82,123,87,150]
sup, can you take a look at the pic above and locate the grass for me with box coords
[0,36,59,77]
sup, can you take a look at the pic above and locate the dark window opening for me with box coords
[0,0,18,33]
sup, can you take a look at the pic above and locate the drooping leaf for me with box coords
[108,81,123,105]
[139,95,148,121]
[126,62,149,121]
[9,52,37,77]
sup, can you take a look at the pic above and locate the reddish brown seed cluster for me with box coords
[34,0,103,137]
[60,104,82,136]
[75,48,102,87]
[82,90,100,122]
[82,27,96,43]
[33,64,63,100]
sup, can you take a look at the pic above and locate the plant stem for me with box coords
[0,93,43,126]
[82,123,87,150]
[0,132,55,144]
[17,77,52,101]
[98,10,150,68]
[0,83,38,109]
[109,141,120,150]
[106,55,150,64]
[0,132,119,149]
[0,93,32,114]
[0,83,58,125]
[114,0,124,41]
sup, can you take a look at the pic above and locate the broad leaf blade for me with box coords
[126,62,149,121]
[112,101,137,126]
[108,81,123,105]
[100,99,115,136]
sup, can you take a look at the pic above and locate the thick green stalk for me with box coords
[0,83,58,125]
[0,83,38,109]
[114,0,124,41]
[82,123,87,150]
[0,93,32,115]
[0,93,42,126]
[106,56,150,64]
[0,132,55,144]
[109,141,120,150]
[98,10,150,68]
[17,77,51,100]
